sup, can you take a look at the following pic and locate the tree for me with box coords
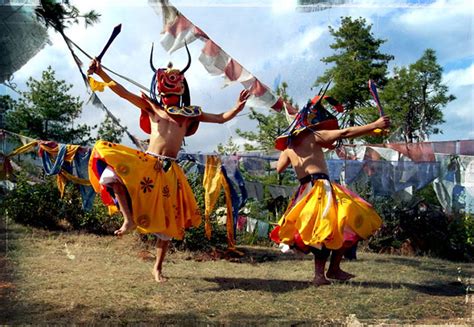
[234,82,298,188]
[236,82,298,152]
[381,49,454,142]
[97,115,124,143]
[0,95,15,129]
[35,0,100,32]
[216,136,240,155]
[5,66,94,144]
[316,17,393,135]
[35,0,100,86]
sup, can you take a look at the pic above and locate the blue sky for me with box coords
[4,0,474,151]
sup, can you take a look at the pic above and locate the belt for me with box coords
[145,151,177,161]
[146,151,176,172]
[298,173,330,185]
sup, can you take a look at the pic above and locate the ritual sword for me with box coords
[96,24,122,62]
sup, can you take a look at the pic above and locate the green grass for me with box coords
[1,219,472,325]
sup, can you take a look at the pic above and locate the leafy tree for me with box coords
[381,49,454,142]
[97,115,124,143]
[0,95,15,129]
[216,136,240,155]
[316,17,393,138]
[35,0,100,32]
[5,66,94,144]
[235,108,286,151]
[4,1,101,143]
[35,0,100,86]
[236,82,298,152]
[235,82,298,185]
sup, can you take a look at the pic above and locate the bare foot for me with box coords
[326,269,356,281]
[152,269,168,283]
[312,275,331,286]
[114,220,136,236]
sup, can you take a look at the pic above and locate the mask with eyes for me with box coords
[149,43,191,108]
[144,43,201,136]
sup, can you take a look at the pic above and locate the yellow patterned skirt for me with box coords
[270,174,382,251]
[88,141,201,239]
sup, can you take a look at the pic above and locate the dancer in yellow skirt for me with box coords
[271,94,390,286]
[87,45,249,282]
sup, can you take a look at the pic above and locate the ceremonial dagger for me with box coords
[368,79,389,135]
[368,79,384,117]
[96,24,122,62]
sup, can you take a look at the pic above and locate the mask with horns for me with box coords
[149,42,192,108]
[143,42,201,136]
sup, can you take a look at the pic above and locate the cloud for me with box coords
[391,0,473,63]
[276,25,326,62]
[439,64,473,138]
[271,0,297,14]
[397,0,472,26]
[443,63,474,88]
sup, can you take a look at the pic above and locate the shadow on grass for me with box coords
[370,255,473,279]
[235,246,312,263]
[200,276,466,297]
[201,276,312,293]
[352,280,466,296]
[2,298,326,325]
[186,246,313,264]
[2,301,207,325]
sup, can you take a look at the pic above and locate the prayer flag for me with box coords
[150,0,290,111]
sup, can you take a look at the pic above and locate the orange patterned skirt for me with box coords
[88,141,201,239]
[270,174,382,251]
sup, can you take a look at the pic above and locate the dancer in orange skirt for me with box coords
[271,94,390,286]
[87,45,249,282]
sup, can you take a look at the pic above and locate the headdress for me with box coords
[143,42,201,136]
[275,83,343,150]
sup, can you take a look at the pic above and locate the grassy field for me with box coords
[1,219,472,325]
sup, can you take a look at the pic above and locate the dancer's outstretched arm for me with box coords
[88,58,148,110]
[200,89,250,123]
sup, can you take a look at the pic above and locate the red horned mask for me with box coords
[156,67,185,96]
[149,42,191,107]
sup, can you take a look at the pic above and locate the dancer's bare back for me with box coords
[277,131,330,179]
[277,116,390,178]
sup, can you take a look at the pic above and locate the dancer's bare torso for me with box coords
[280,130,329,179]
[145,101,194,158]
[276,116,390,178]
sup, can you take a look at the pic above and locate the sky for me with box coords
[2,0,473,152]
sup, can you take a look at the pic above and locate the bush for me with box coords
[1,173,120,234]
[2,174,62,229]
[236,229,273,247]
[368,185,474,261]
[173,220,228,252]
[74,197,122,234]
[164,172,229,251]
[446,213,474,261]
